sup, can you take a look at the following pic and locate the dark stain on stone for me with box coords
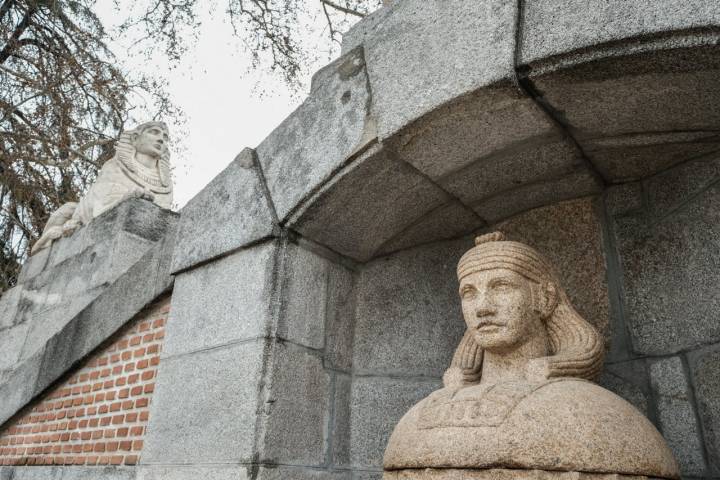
[337,47,366,81]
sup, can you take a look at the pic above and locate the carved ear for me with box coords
[536,282,558,319]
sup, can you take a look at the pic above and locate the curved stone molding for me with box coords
[519,1,720,182]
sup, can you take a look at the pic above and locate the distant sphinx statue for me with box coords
[32,121,173,254]
[383,232,680,479]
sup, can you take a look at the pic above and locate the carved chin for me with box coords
[471,328,521,351]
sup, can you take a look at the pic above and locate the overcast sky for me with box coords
[96,2,351,208]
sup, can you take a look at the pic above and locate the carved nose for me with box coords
[475,307,494,318]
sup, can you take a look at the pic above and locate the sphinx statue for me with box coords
[383,232,679,480]
[32,121,173,254]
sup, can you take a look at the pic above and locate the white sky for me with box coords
[96,2,352,207]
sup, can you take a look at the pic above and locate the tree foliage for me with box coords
[118,0,383,89]
[0,0,177,290]
[0,0,381,291]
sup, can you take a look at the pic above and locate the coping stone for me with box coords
[649,356,706,476]
[689,344,720,472]
[613,183,720,355]
[349,376,440,470]
[171,148,277,273]
[357,0,517,140]
[260,341,330,466]
[141,340,265,465]
[291,145,481,262]
[256,47,374,221]
[519,0,720,65]
[353,238,468,378]
[163,241,277,357]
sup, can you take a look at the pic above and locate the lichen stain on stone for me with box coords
[337,48,366,81]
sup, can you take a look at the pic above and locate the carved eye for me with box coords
[460,285,476,299]
[491,279,514,290]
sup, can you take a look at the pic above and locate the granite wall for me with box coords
[2,1,720,479]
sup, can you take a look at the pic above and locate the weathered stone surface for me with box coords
[142,340,265,465]
[613,184,720,355]
[598,360,650,416]
[260,342,330,466]
[291,145,480,262]
[689,344,720,471]
[439,137,583,208]
[0,466,135,480]
[472,170,602,224]
[584,133,720,183]
[324,262,357,372]
[331,373,352,468]
[0,286,22,329]
[171,148,277,273]
[350,377,440,469]
[0,351,42,425]
[356,0,517,140]
[527,47,720,182]
[352,473,382,480]
[164,241,276,357]
[256,467,351,480]
[281,243,331,350]
[16,246,50,284]
[137,465,250,480]
[353,238,468,377]
[0,323,29,370]
[374,202,483,258]
[519,0,720,64]
[496,198,610,340]
[644,151,720,217]
[604,182,643,217]
[256,47,373,221]
[649,357,706,476]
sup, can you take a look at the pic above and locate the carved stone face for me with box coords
[134,125,168,158]
[459,268,543,353]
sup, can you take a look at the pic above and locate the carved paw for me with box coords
[61,220,81,237]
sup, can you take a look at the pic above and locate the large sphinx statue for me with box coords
[383,233,679,480]
[32,121,172,254]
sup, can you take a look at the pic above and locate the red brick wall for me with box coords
[0,296,170,467]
